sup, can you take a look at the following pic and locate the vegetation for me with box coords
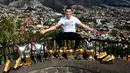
[110,29,118,36]
[0,16,21,45]
[0,16,61,46]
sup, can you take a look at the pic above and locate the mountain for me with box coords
[0,0,130,12]
[103,0,130,7]
[0,0,18,5]
[0,0,130,7]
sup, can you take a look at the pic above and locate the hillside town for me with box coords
[1,3,130,41]
[0,1,130,73]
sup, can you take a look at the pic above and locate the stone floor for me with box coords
[28,67,97,73]
[0,59,130,73]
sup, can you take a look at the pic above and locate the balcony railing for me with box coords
[0,38,130,65]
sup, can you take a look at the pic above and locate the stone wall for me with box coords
[0,59,129,73]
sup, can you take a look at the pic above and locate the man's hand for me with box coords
[39,24,60,34]
[79,23,100,35]
[40,29,46,34]
[37,25,43,28]
[93,29,100,36]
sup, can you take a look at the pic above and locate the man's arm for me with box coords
[40,24,61,34]
[79,23,96,32]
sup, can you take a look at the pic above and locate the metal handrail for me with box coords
[1,38,130,48]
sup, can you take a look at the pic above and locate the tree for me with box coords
[110,29,118,36]
[0,16,21,46]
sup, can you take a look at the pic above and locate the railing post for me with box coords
[99,41,101,54]
[3,47,6,64]
[126,43,129,61]
[94,41,96,56]
[103,41,105,51]
[8,47,11,60]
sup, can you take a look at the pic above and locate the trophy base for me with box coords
[31,56,38,64]
[76,55,83,60]
[3,68,11,73]
[25,57,32,66]
[87,56,95,61]
[32,54,44,63]
[37,54,44,63]
[4,67,10,73]
[101,60,114,64]
[40,54,44,62]
[3,70,10,73]
[58,54,64,60]
[4,60,11,73]
[47,56,54,60]
[67,55,74,60]
[13,64,22,70]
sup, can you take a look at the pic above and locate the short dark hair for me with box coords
[65,6,72,11]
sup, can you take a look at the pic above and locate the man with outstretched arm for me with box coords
[40,6,98,59]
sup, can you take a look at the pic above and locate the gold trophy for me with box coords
[3,60,11,73]
[97,52,107,60]
[102,55,115,63]
[25,57,32,66]
[24,48,32,66]
[57,49,64,60]
[76,49,84,60]
[47,50,55,60]
[13,57,22,69]
[86,49,95,61]
[66,49,74,60]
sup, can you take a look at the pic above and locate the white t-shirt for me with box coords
[58,16,81,32]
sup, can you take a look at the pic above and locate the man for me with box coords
[40,6,97,58]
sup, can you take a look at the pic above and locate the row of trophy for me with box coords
[30,47,115,62]
[45,48,95,60]
[3,41,115,73]
[3,49,115,73]
[3,43,44,73]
